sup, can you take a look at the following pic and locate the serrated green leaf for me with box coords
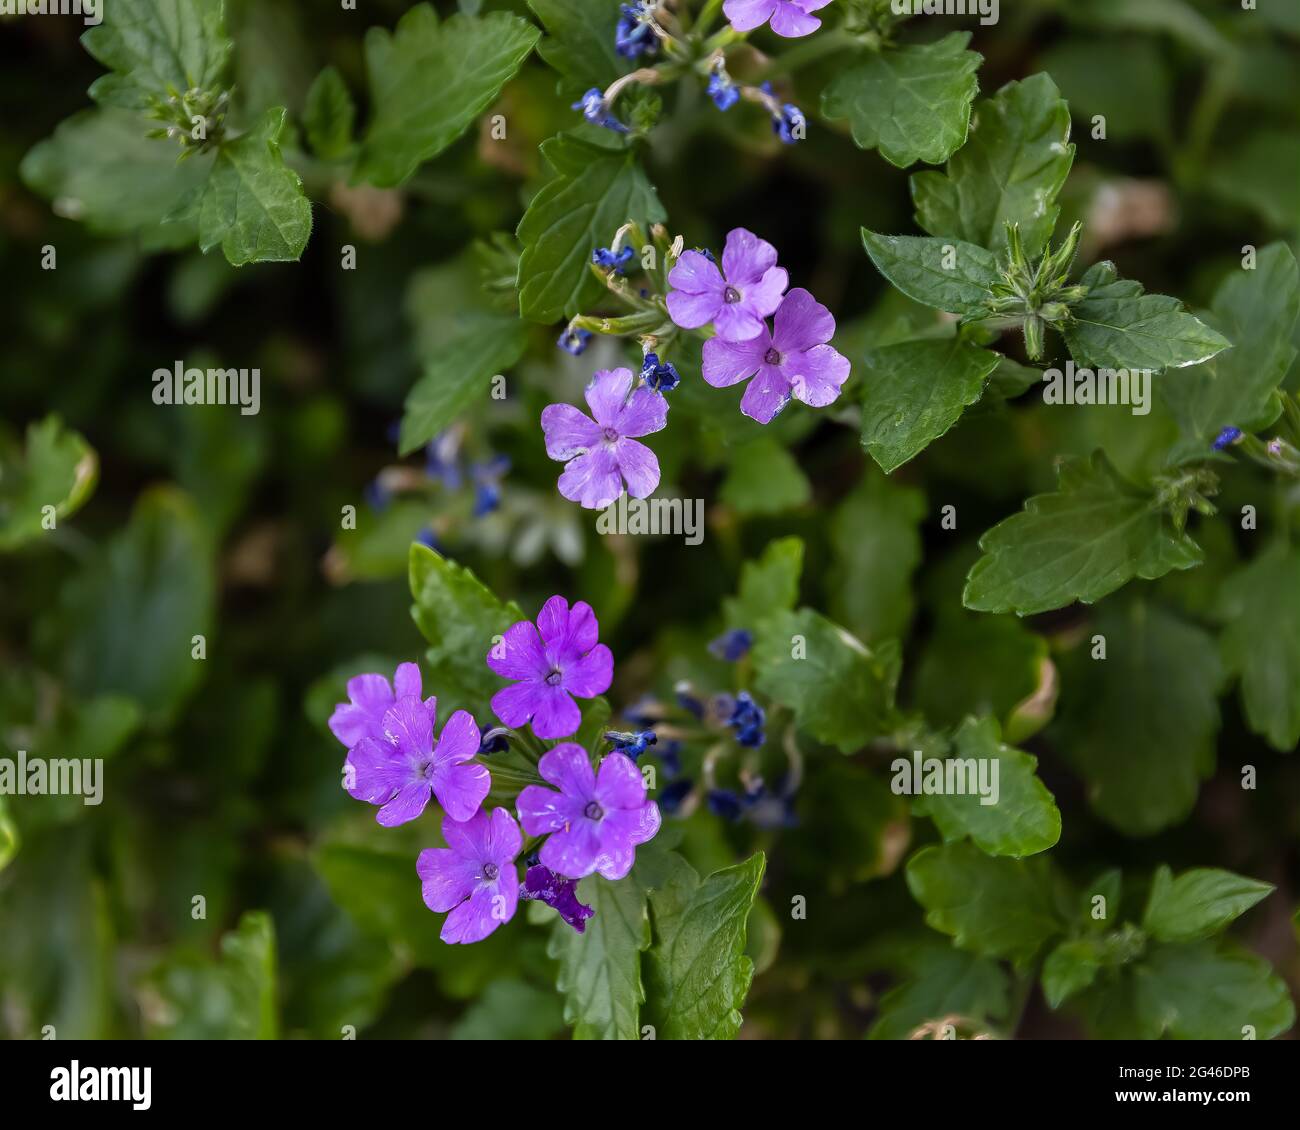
[1051,599,1225,835]
[1216,542,1300,751]
[517,133,665,322]
[963,451,1202,616]
[644,852,765,1040]
[905,842,1065,963]
[753,608,898,753]
[0,416,98,551]
[859,337,1001,472]
[861,230,1000,316]
[723,537,804,632]
[188,108,311,265]
[1062,283,1231,373]
[354,6,539,187]
[1143,866,1274,943]
[303,65,356,161]
[911,73,1074,257]
[822,33,980,168]
[529,0,626,100]
[911,716,1060,858]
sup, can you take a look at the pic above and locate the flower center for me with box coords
[723,286,742,304]
[545,669,563,686]
[602,426,619,442]
[764,347,783,366]
[482,862,499,881]
[584,801,604,820]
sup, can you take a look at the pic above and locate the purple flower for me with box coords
[667,227,788,342]
[593,245,635,274]
[605,729,657,759]
[517,745,662,880]
[707,70,740,111]
[708,627,753,661]
[772,101,805,143]
[615,3,658,59]
[724,0,831,37]
[520,864,595,932]
[558,326,593,355]
[417,808,521,944]
[640,351,680,393]
[1213,426,1243,450]
[487,594,614,739]
[343,694,490,825]
[540,367,668,509]
[702,287,850,423]
[329,661,424,749]
[573,88,628,134]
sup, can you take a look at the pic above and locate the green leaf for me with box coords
[723,536,804,632]
[303,65,356,161]
[529,0,626,100]
[821,33,980,168]
[83,0,231,109]
[644,852,766,1040]
[911,73,1074,257]
[719,437,811,514]
[905,842,1065,963]
[1051,599,1225,835]
[0,416,98,551]
[911,716,1061,858]
[190,108,312,265]
[1143,866,1274,943]
[963,451,1202,616]
[1134,941,1294,1040]
[753,609,898,753]
[354,6,539,187]
[868,943,1010,1040]
[1062,281,1231,373]
[409,543,524,703]
[1162,243,1300,451]
[861,230,1000,316]
[21,109,210,242]
[1216,542,1300,751]
[54,486,214,723]
[859,337,1001,472]
[829,468,924,643]
[1042,939,1103,1008]
[517,132,665,322]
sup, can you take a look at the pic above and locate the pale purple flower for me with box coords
[541,368,668,509]
[417,807,521,945]
[724,0,831,37]
[666,227,788,342]
[516,745,662,880]
[328,661,424,749]
[701,287,850,424]
[487,595,614,739]
[345,697,490,825]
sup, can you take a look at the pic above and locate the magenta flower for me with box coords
[328,661,425,749]
[724,0,831,37]
[417,807,521,945]
[516,745,662,880]
[541,368,668,509]
[488,595,614,739]
[345,697,490,825]
[701,287,850,424]
[666,228,788,342]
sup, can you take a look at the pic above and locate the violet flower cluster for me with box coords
[330,597,660,944]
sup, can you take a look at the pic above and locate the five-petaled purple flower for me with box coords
[724,0,831,37]
[520,864,595,932]
[417,808,521,944]
[517,745,662,880]
[541,367,668,509]
[702,287,850,423]
[329,660,424,750]
[343,693,490,826]
[488,594,614,739]
[667,228,788,342]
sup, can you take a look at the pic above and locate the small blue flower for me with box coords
[1213,426,1243,451]
[708,628,753,662]
[773,103,805,144]
[707,70,740,112]
[640,351,680,393]
[558,326,593,355]
[659,778,694,814]
[573,88,629,134]
[615,3,658,59]
[425,432,464,490]
[470,455,510,517]
[593,245,635,274]
[727,691,765,748]
[605,729,658,760]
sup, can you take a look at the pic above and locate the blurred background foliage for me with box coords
[1,0,1299,1039]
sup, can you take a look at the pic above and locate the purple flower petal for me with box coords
[746,265,789,318]
[392,662,422,699]
[486,620,550,681]
[613,439,660,499]
[417,848,480,912]
[541,402,602,460]
[722,227,779,285]
[422,809,522,944]
[344,736,409,805]
[520,865,595,933]
[595,751,647,810]
[773,287,834,353]
[702,334,768,388]
[539,820,606,879]
[539,743,598,798]
[584,368,635,428]
[788,343,851,408]
[381,695,434,761]
[441,871,518,944]
[561,642,614,698]
[557,447,624,509]
[713,301,768,343]
[740,364,793,424]
[666,287,722,330]
[667,249,724,295]
[769,0,821,36]
[377,778,433,826]
[490,679,551,730]
[724,0,777,32]
[614,386,669,438]
[517,783,586,836]
[329,672,394,747]
[430,710,489,821]
[530,685,583,739]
